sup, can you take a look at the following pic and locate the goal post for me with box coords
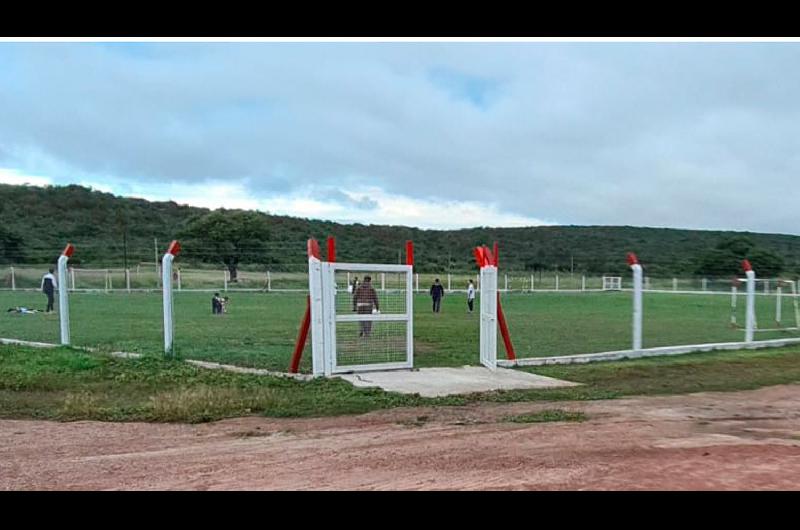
[729,272,798,334]
[602,276,622,291]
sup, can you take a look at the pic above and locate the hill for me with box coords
[1,183,799,277]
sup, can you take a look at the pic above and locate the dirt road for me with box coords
[3,384,800,490]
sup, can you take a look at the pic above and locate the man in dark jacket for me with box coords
[430,278,445,313]
[353,275,379,337]
[41,268,57,313]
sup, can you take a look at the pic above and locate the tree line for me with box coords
[1,183,798,279]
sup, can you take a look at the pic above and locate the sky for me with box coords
[1,39,799,234]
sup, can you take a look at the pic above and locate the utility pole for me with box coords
[571,254,574,281]
[154,238,159,287]
[123,230,129,271]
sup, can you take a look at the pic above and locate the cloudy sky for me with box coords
[1,40,799,234]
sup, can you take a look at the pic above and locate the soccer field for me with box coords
[2,290,799,372]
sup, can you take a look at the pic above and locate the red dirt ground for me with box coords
[2,384,800,490]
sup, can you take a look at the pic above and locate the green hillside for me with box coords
[1,183,799,277]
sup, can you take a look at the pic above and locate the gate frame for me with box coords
[321,261,414,375]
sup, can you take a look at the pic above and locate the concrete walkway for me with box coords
[336,366,579,397]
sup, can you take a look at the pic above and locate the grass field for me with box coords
[1,289,799,373]
[2,343,800,422]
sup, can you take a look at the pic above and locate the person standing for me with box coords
[41,268,57,313]
[467,279,476,313]
[430,278,444,313]
[352,275,379,337]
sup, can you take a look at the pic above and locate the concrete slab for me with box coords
[336,366,580,397]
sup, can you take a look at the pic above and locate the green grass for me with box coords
[2,290,799,372]
[504,410,588,423]
[2,344,800,423]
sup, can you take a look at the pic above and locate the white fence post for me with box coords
[10,266,15,291]
[673,278,677,291]
[531,274,534,293]
[57,246,74,346]
[745,268,756,342]
[267,271,272,292]
[126,269,131,293]
[415,273,419,293]
[70,268,76,291]
[223,269,228,292]
[776,286,783,325]
[447,273,451,292]
[381,272,385,292]
[764,280,769,295]
[105,270,110,293]
[504,274,508,292]
[555,274,559,291]
[581,275,586,291]
[701,278,707,291]
[631,263,643,351]
[645,276,651,290]
[162,243,180,356]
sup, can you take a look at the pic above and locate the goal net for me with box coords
[602,276,622,291]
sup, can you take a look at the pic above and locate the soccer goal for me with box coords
[730,278,800,332]
[305,238,414,376]
[602,276,622,291]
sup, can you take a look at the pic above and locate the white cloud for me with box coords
[0,167,52,187]
[2,42,800,234]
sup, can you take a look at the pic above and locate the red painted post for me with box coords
[327,236,336,263]
[483,245,495,267]
[406,240,414,265]
[289,295,311,373]
[496,294,516,360]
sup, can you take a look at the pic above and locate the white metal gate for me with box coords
[480,265,498,370]
[310,261,413,375]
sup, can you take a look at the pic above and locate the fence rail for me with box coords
[2,265,799,295]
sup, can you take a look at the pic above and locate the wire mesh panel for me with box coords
[322,262,413,374]
[479,266,497,369]
[334,270,408,316]
[333,320,409,366]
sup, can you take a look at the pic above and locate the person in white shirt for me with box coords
[41,268,57,313]
[467,279,476,313]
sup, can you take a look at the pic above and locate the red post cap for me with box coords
[627,252,639,266]
[473,246,487,268]
[742,259,752,272]
[406,240,414,266]
[167,240,181,256]
[307,238,321,260]
[62,244,75,258]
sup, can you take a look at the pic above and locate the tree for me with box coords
[179,210,272,281]
[0,224,25,264]
[694,236,785,277]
